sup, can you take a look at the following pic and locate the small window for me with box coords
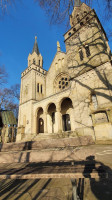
[73,28,76,32]
[68,32,71,36]
[80,22,83,26]
[85,45,91,57]
[37,83,39,93]
[33,59,35,64]
[79,49,83,61]
[84,11,87,14]
[41,85,43,94]
[77,17,80,22]
[86,17,89,21]
[39,60,40,65]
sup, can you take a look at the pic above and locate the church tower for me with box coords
[64,1,111,78]
[18,37,47,138]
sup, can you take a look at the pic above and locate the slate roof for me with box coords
[32,37,40,55]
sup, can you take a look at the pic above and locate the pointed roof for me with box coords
[74,0,81,7]
[32,36,39,55]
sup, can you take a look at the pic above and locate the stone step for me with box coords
[0,135,94,152]
[0,162,108,179]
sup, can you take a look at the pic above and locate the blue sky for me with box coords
[0,0,112,88]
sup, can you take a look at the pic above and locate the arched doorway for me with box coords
[38,118,44,133]
[37,107,44,134]
[61,98,73,132]
[47,103,56,133]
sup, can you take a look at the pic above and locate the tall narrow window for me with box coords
[76,14,80,22]
[39,60,40,66]
[37,83,39,93]
[79,49,83,61]
[85,45,91,57]
[33,59,35,64]
[41,85,42,94]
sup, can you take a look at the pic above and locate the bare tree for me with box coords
[0,84,20,118]
[35,0,112,25]
[0,65,7,85]
[0,1,112,23]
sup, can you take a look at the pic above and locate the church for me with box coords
[17,1,112,142]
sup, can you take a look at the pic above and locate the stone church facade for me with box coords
[17,2,112,142]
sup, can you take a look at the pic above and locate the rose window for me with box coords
[58,77,69,90]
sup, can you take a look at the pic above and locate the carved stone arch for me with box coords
[59,97,74,111]
[47,102,56,133]
[35,106,44,117]
[36,107,44,134]
[59,97,74,132]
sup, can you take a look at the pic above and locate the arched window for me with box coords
[80,22,83,26]
[33,59,35,64]
[85,45,91,57]
[79,49,83,61]
[84,11,87,15]
[37,83,39,93]
[76,13,80,22]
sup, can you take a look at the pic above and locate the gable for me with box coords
[46,51,70,97]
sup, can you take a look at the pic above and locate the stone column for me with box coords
[47,114,52,133]
[55,107,62,133]
[44,111,48,134]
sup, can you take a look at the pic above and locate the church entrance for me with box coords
[38,118,44,133]
[61,98,73,132]
[37,107,44,134]
[62,114,71,131]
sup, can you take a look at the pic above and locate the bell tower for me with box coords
[64,1,111,78]
[18,37,47,136]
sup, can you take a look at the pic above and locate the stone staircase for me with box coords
[0,135,94,164]
[0,136,110,180]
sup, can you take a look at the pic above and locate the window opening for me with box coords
[41,85,43,94]
[68,32,71,36]
[84,11,87,14]
[86,17,89,21]
[85,45,91,57]
[62,114,71,131]
[80,22,83,26]
[37,83,39,93]
[79,49,83,61]
[33,59,35,64]
[73,28,76,32]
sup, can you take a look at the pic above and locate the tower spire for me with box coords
[32,36,40,55]
[74,0,81,7]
